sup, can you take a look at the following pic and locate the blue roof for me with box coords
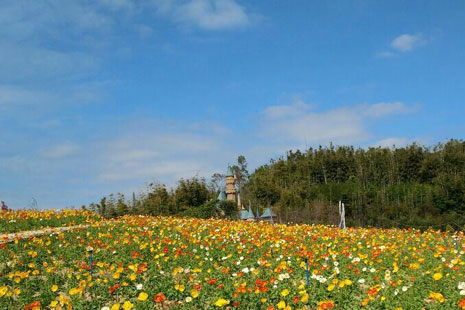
[217,190,227,201]
[239,209,254,220]
[248,205,255,217]
[226,165,234,176]
[260,207,276,218]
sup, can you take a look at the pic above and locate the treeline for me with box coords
[245,139,465,229]
[86,140,465,229]
[87,177,237,219]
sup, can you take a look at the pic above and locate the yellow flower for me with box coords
[191,289,200,298]
[0,286,8,297]
[344,279,352,285]
[429,291,445,303]
[277,300,286,309]
[175,284,185,292]
[433,273,442,281]
[214,298,229,307]
[301,294,309,303]
[138,292,148,301]
[69,287,79,295]
[260,298,267,303]
[281,289,289,297]
[110,303,120,310]
[13,288,20,295]
[50,300,58,307]
[129,273,137,281]
[51,285,58,292]
[122,301,134,310]
[327,284,335,291]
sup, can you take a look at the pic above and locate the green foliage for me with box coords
[89,139,465,229]
[174,177,212,212]
[177,200,218,219]
[244,139,465,229]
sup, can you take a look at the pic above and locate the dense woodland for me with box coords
[87,140,465,230]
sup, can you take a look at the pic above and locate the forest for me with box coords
[87,139,465,230]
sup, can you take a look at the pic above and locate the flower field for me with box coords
[0,210,102,233]
[1,214,465,309]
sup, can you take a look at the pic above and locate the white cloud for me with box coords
[96,121,234,182]
[0,85,56,106]
[390,34,426,52]
[99,0,134,10]
[258,101,419,149]
[373,137,412,148]
[41,143,80,159]
[263,99,310,119]
[363,102,418,117]
[153,0,251,30]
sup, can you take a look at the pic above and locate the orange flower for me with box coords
[24,301,41,310]
[154,292,166,303]
[318,300,335,310]
[458,297,465,309]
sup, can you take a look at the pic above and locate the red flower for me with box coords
[154,292,166,303]
[110,284,120,293]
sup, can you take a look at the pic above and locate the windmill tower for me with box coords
[225,165,238,207]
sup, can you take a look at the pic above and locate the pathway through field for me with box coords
[0,224,90,245]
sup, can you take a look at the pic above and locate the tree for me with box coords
[116,193,129,216]
[210,173,225,193]
[174,177,211,212]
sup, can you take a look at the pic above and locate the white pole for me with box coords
[339,201,346,230]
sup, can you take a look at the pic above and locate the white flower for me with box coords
[241,267,250,273]
[362,267,367,272]
[459,282,465,290]
[394,289,399,296]
[461,290,465,296]
[334,261,339,267]
[136,283,143,290]
[186,297,193,302]
[402,286,408,292]
[358,278,365,284]
[370,268,376,273]
[102,307,110,310]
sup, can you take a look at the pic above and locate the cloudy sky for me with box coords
[1,0,464,208]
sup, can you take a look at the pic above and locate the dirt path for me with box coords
[0,224,90,245]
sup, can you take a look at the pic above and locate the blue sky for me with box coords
[1,0,464,209]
